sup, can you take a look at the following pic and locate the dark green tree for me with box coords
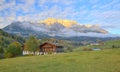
[0,47,4,59]
[4,41,22,58]
[0,47,4,54]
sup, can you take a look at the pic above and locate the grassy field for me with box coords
[0,49,120,72]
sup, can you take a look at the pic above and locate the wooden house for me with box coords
[39,42,64,55]
[22,42,64,55]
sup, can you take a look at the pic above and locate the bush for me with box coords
[0,54,4,59]
[64,47,73,52]
[0,47,4,59]
[0,47,4,54]
[83,48,92,51]
[4,52,13,58]
[112,45,120,49]
[4,42,22,58]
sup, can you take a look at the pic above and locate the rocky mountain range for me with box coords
[3,18,109,38]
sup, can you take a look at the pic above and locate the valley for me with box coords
[0,0,120,72]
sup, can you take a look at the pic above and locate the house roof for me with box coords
[40,42,63,47]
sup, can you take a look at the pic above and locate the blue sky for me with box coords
[0,0,120,34]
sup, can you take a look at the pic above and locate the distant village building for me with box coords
[90,42,104,46]
[90,43,100,46]
[22,42,64,55]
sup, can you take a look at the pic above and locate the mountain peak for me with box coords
[3,19,109,38]
[40,18,77,27]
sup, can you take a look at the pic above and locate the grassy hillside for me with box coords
[0,29,25,48]
[0,49,120,72]
[74,39,120,51]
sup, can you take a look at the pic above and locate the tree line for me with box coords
[0,36,40,58]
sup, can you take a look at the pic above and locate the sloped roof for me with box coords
[40,42,63,47]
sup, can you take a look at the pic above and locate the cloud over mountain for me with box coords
[3,18,110,38]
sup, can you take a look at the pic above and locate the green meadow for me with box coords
[0,48,120,72]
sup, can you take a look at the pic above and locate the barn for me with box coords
[39,42,64,55]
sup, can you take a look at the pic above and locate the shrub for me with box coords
[83,48,92,51]
[4,52,13,58]
[4,42,22,58]
[112,45,120,49]
[0,47,4,59]
[0,47,4,54]
[64,47,73,52]
[0,54,4,59]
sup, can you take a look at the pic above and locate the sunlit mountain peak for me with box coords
[40,18,77,27]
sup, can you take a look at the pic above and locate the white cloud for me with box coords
[38,0,76,6]
[113,4,120,9]
[0,0,5,4]
[0,0,15,11]
[83,10,120,33]
[100,0,120,9]
[0,24,6,29]
[89,0,99,4]
[15,0,36,13]
[0,17,4,22]
[0,16,14,29]
[90,11,120,25]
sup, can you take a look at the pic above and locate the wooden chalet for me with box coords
[39,42,64,55]
[22,42,64,55]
